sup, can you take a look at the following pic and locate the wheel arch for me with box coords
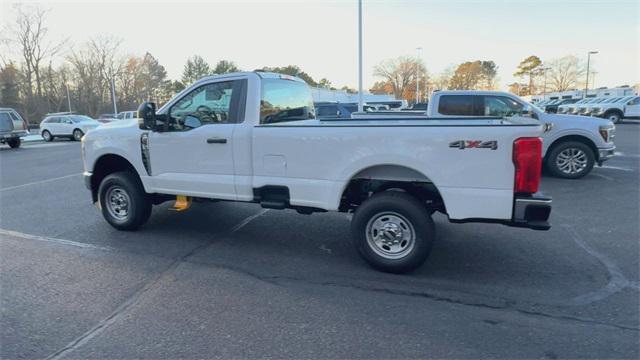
[603,108,624,117]
[90,154,141,203]
[545,135,599,162]
[338,164,446,214]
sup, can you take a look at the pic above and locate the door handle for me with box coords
[206,137,227,144]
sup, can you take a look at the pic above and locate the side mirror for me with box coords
[184,115,202,129]
[138,102,157,130]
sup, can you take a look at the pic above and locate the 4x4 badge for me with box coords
[449,140,498,150]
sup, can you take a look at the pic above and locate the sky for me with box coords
[2,0,639,91]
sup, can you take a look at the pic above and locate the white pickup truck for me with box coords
[82,72,551,273]
[362,91,616,179]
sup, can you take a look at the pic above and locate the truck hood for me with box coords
[85,118,141,141]
[542,113,612,127]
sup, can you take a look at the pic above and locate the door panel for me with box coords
[147,79,245,199]
[149,124,236,199]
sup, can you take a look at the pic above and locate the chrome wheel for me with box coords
[73,129,84,141]
[105,186,130,221]
[556,148,588,175]
[365,212,415,260]
[42,131,51,141]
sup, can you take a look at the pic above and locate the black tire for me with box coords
[604,111,623,124]
[72,129,84,141]
[546,141,595,179]
[7,138,20,148]
[98,171,152,231]
[351,191,435,273]
[42,130,53,142]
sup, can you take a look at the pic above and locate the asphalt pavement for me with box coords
[1,125,639,359]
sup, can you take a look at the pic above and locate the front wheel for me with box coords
[98,171,152,231]
[546,141,595,179]
[72,129,84,141]
[351,191,435,273]
[7,138,20,148]
[605,112,622,124]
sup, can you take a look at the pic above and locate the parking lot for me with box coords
[1,124,638,359]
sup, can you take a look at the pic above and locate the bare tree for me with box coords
[547,55,586,92]
[373,56,425,99]
[12,5,64,97]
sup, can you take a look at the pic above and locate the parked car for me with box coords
[355,91,616,179]
[97,113,118,123]
[591,96,639,123]
[0,107,29,149]
[544,99,579,114]
[558,98,591,114]
[116,111,138,120]
[40,114,101,141]
[314,102,358,119]
[576,97,617,116]
[82,72,551,273]
[405,102,428,111]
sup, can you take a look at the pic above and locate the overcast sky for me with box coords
[2,0,639,90]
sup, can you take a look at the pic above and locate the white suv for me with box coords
[40,114,101,141]
[591,96,640,123]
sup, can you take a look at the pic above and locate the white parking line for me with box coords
[45,209,269,360]
[0,173,81,192]
[0,228,112,251]
[599,165,634,172]
[563,225,638,306]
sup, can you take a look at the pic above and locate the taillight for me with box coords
[513,137,542,194]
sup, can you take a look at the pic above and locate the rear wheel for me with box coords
[73,129,84,141]
[98,171,152,230]
[546,141,595,179]
[42,130,53,142]
[7,138,20,148]
[351,191,435,273]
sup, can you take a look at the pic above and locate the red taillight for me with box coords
[513,137,542,194]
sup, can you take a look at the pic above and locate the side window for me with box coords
[168,80,239,131]
[9,111,22,122]
[483,96,523,117]
[629,97,640,105]
[317,105,338,117]
[260,79,315,124]
[49,117,60,123]
[0,113,11,132]
[438,95,478,116]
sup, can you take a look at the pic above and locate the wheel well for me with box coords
[90,154,139,202]
[339,165,445,214]
[603,108,623,116]
[546,135,598,161]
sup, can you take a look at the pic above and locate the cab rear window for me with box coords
[438,95,479,116]
[260,79,315,124]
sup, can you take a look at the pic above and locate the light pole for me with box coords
[65,84,72,112]
[584,51,598,99]
[357,0,363,112]
[591,71,597,89]
[541,67,550,98]
[110,78,118,115]
[415,47,422,104]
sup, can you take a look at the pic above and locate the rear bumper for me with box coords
[449,193,552,231]
[0,131,28,141]
[511,194,552,230]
